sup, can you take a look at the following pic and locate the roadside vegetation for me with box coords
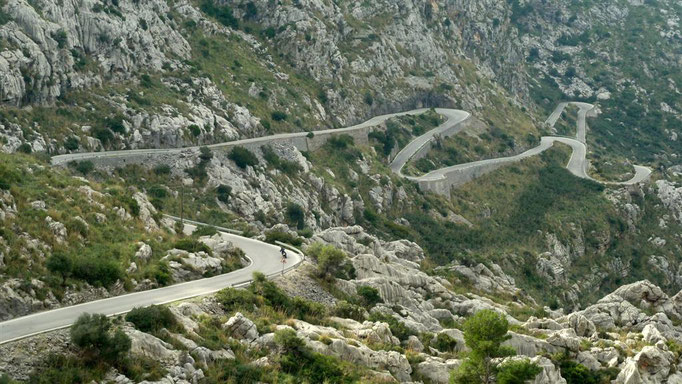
[368,109,442,162]
[0,153,180,296]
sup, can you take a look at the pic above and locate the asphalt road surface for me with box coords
[0,223,303,344]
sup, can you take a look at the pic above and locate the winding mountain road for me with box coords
[0,223,303,345]
[390,102,652,188]
[50,109,438,166]
[2,101,651,345]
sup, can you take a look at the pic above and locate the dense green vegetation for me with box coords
[0,153,184,294]
[125,305,179,333]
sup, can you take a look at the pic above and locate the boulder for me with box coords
[125,327,180,364]
[222,312,259,342]
[416,356,461,383]
[614,345,676,384]
[135,242,153,262]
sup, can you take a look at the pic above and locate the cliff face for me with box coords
[1,0,679,160]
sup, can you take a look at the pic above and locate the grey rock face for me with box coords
[222,312,259,342]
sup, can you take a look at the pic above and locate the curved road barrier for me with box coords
[0,221,304,345]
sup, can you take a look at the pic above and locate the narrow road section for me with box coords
[0,223,303,344]
[390,102,652,188]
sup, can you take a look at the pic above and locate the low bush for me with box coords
[356,285,382,308]
[558,360,619,384]
[200,0,238,28]
[216,184,231,203]
[173,238,212,254]
[192,225,218,237]
[125,305,178,333]
[306,243,354,281]
[71,313,130,364]
[285,202,305,229]
[228,146,259,169]
[264,230,303,246]
[92,126,114,145]
[188,124,201,137]
[327,134,354,150]
[432,333,458,353]
[152,261,172,286]
[216,287,262,312]
[333,300,366,321]
[271,111,287,121]
[496,359,543,384]
[71,160,95,175]
[153,164,171,175]
[71,255,123,287]
[275,329,354,383]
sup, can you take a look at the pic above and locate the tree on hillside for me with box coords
[46,251,72,285]
[450,309,540,384]
[71,313,130,365]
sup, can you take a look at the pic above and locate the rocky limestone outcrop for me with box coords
[657,180,682,224]
[222,312,259,343]
[577,280,682,331]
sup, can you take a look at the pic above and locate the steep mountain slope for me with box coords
[0,0,681,382]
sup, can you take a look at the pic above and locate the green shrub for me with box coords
[228,146,259,169]
[364,91,374,105]
[285,202,305,229]
[433,333,458,353]
[275,328,352,383]
[188,124,202,137]
[356,285,382,307]
[264,230,303,246]
[199,146,213,162]
[52,29,68,48]
[105,115,126,134]
[46,251,72,285]
[71,255,123,287]
[496,359,542,384]
[153,164,171,175]
[306,243,353,280]
[216,184,231,203]
[152,261,172,286]
[72,160,95,175]
[271,111,287,121]
[192,225,218,237]
[173,238,212,254]
[557,359,618,384]
[17,143,32,153]
[125,305,178,333]
[200,0,238,28]
[216,287,262,312]
[0,0,11,26]
[147,185,169,199]
[64,136,79,151]
[290,297,327,320]
[333,300,366,321]
[71,313,130,364]
[92,126,114,145]
[327,135,354,150]
[297,228,313,238]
